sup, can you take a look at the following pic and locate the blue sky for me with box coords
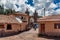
[25,0,60,6]
[53,0,60,10]
[16,0,34,8]
[0,0,60,16]
[25,0,60,16]
[54,0,60,4]
[25,0,34,6]
[25,0,60,10]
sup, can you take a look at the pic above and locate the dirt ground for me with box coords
[0,28,60,40]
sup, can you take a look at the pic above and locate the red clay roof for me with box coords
[0,15,20,24]
[37,14,60,22]
[13,12,29,16]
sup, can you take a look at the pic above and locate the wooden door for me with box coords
[40,24,45,34]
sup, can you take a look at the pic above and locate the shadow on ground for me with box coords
[0,29,30,38]
[38,35,60,40]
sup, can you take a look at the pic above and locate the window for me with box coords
[54,23,60,29]
[7,24,12,30]
[21,17,26,22]
[21,17,23,19]
[0,25,4,28]
[21,17,25,20]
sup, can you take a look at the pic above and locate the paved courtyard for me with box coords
[0,28,60,40]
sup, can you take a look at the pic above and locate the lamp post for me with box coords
[43,8,45,17]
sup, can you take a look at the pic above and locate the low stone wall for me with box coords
[0,31,19,37]
[0,29,30,37]
[38,32,60,37]
[45,32,60,36]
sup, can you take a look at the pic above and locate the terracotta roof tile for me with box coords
[37,14,60,22]
[0,15,20,24]
[13,13,28,16]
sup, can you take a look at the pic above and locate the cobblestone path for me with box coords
[0,29,59,40]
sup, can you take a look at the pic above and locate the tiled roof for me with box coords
[37,14,60,22]
[0,15,20,24]
[13,12,28,16]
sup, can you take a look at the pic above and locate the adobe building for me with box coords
[12,12,30,31]
[0,10,30,36]
[0,15,22,36]
[37,14,60,36]
[8,9,30,31]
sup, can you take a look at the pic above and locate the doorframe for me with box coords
[40,24,45,34]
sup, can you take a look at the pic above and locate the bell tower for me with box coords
[25,8,29,15]
[34,10,38,23]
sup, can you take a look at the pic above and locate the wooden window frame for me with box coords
[0,25,4,28]
[54,23,60,29]
[7,24,12,30]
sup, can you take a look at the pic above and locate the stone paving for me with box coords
[0,28,60,40]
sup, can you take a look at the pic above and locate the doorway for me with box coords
[40,24,45,34]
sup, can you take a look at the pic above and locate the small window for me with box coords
[54,24,57,29]
[54,23,60,29]
[21,17,26,22]
[7,24,12,30]
[21,17,23,19]
[0,25,4,28]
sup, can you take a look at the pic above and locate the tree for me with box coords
[0,5,16,15]
[0,5,4,14]
[3,9,15,15]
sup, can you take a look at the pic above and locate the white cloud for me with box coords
[56,9,60,14]
[45,11,50,16]
[56,3,60,8]
[17,0,27,4]
[33,0,55,16]
[0,0,6,5]
[26,5,35,12]
[0,0,58,16]
[38,8,45,16]
[46,0,52,2]
[49,3,57,9]
[1,0,27,12]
